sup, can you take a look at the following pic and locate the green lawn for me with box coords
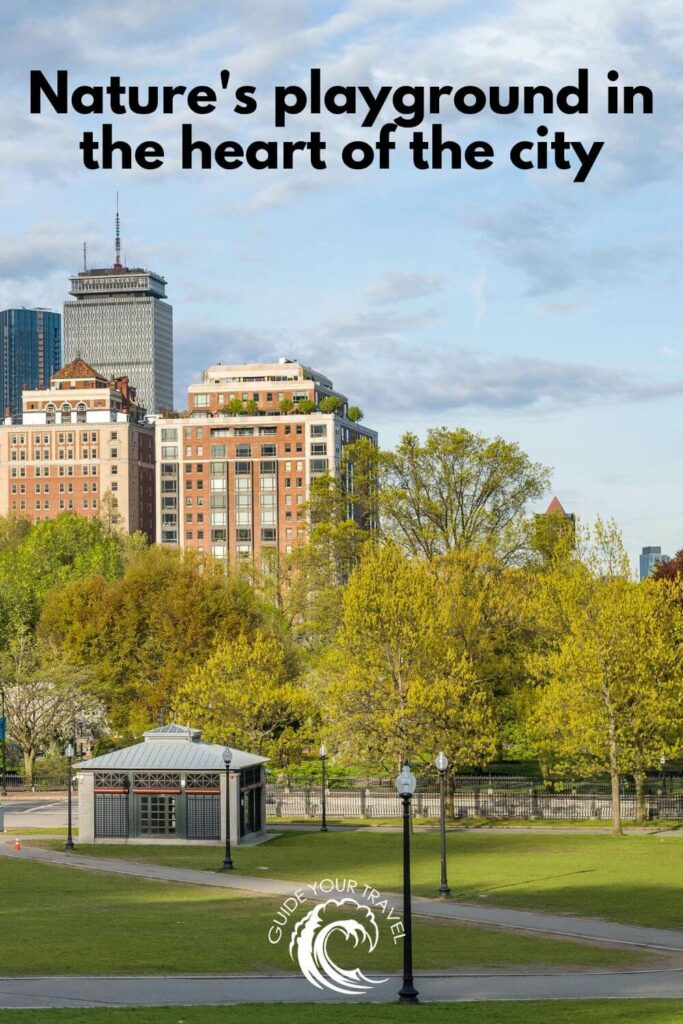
[3,1003,683,1024]
[0,859,643,975]
[37,829,683,929]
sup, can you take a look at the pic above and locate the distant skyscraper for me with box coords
[0,308,61,418]
[639,546,670,581]
[63,204,173,414]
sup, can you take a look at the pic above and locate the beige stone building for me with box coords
[156,359,376,560]
[0,358,155,538]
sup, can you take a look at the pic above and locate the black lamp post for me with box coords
[65,741,75,850]
[435,751,451,897]
[396,763,418,1004]
[319,742,328,832]
[660,756,667,796]
[221,747,234,870]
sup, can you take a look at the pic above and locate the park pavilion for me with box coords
[75,724,267,844]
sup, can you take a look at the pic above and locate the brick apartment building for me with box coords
[0,358,155,538]
[156,359,376,560]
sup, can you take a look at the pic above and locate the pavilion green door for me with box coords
[138,794,177,836]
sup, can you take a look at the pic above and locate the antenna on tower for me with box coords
[83,241,87,271]
[114,192,122,269]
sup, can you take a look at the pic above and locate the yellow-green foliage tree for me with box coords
[530,574,683,834]
[324,544,497,772]
[172,630,316,765]
[38,545,264,734]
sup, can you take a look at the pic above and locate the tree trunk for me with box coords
[634,772,647,823]
[610,768,622,835]
[446,770,456,820]
[23,747,36,786]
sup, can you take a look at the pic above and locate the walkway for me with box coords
[2,969,683,1007]
[2,840,682,952]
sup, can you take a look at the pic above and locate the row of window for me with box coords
[12,482,99,494]
[12,498,99,511]
[11,465,99,477]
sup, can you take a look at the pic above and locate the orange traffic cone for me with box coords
[13,837,20,851]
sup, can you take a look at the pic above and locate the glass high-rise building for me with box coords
[0,308,62,418]
[639,546,670,580]
[63,263,173,415]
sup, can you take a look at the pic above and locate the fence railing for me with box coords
[1,773,70,792]
[266,776,683,822]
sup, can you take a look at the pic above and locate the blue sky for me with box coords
[0,0,681,564]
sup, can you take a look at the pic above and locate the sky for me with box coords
[0,0,682,566]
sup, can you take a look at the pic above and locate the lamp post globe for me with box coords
[395,763,418,1004]
[435,751,451,897]
[221,746,234,871]
[319,742,328,832]
[65,741,76,851]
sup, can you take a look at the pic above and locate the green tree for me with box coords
[243,398,259,415]
[530,576,683,834]
[173,630,316,764]
[278,397,294,414]
[224,398,244,415]
[319,396,343,414]
[39,546,264,733]
[324,544,496,772]
[381,428,549,562]
[0,514,126,644]
[297,398,316,414]
[346,406,364,422]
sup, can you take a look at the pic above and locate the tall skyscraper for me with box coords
[0,308,61,418]
[639,546,670,581]
[63,206,173,414]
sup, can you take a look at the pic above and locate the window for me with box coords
[211,445,226,458]
[259,426,276,435]
[260,460,277,474]
[285,478,291,487]
[162,446,178,458]
[311,459,328,473]
[261,528,277,542]
[236,528,252,542]
[260,444,276,457]
[311,424,327,437]
[194,394,210,407]
[76,404,86,423]
[161,428,178,441]
[311,443,327,455]
[235,461,251,475]
[236,444,251,457]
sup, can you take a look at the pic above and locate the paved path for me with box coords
[2,840,682,952]
[2,969,683,1007]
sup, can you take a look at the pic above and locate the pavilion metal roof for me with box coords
[75,725,267,771]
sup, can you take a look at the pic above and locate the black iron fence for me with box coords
[266,773,683,821]
[1,773,70,792]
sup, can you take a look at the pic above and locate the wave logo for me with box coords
[268,879,403,996]
[289,897,388,995]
